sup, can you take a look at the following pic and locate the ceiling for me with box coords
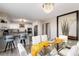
[0,3,79,21]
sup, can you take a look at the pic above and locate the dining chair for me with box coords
[67,45,79,56]
[58,35,68,51]
[67,41,79,56]
[59,41,79,56]
[32,36,41,45]
[17,43,31,56]
[17,43,27,56]
[59,35,68,42]
[40,35,48,42]
[49,47,60,56]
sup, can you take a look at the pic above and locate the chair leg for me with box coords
[20,40,22,43]
[23,39,26,46]
[4,42,8,52]
[12,41,15,48]
[8,42,10,50]
[11,42,13,52]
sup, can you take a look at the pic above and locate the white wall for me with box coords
[42,18,57,40]
[32,18,57,40]
[50,18,57,40]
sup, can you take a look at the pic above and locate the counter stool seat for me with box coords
[4,35,15,52]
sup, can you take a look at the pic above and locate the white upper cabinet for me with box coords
[9,23,19,29]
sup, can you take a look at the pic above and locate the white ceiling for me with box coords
[0,3,79,20]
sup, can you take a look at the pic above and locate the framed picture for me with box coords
[57,10,79,40]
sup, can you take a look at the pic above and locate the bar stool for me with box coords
[19,33,27,46]
[4,35,15,52]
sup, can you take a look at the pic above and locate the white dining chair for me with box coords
[41,35,48,42]
[49,47,60,56]
[67,41,79,56]
[32,36,41,45]
[59,35,68,49]
[57,35,69,56]
[67,45,79,56]
[59,35,68,43]
[59,41,79,56]
[17,43,27,56]
[17,43,31,56]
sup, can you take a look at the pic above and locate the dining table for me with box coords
[31,38,64,56]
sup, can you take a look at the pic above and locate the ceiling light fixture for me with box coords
[42,3,54,13]
[19,18,26,24]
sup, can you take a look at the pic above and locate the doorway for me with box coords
[34,25,38,36]
[42,23,51,40]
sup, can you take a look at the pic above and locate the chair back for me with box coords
[59,35,68,43]
[19,33,26,39]
[5,35,14,42]
[17,43,27,56]
[32,35,48,45]
[41,35,48,42]
[49,47,58,56]
[67,45,79,56]
[32,36,41,45]
[77,41,79,46]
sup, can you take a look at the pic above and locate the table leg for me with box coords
[57,43,59,51]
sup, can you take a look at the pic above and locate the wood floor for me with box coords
[0,48,19,56]
[0,36,32,56]
[0,40,77,56]
[0,44,32,56]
